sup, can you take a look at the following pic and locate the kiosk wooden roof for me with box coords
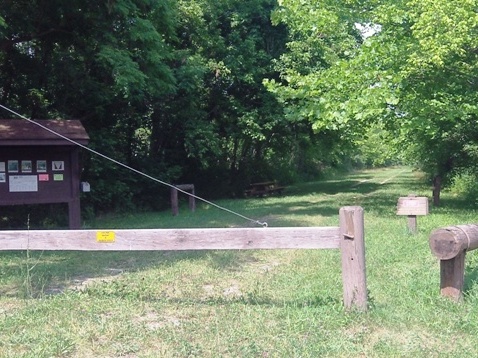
[0,119,89,146]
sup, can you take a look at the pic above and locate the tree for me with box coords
[151,0,293,196]
[0,0,179,212]
[265,0,372,168]
[1,0,296,218]
[268,0,478,203]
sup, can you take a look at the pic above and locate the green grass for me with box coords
[2,166,478,357]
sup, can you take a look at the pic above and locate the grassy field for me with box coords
[2,166,478,357]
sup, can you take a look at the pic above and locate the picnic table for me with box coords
[244,181,286,197]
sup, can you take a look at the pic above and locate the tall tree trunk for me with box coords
[433,175,442,206]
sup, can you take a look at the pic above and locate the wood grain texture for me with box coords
[440,251,466,301]
[339,206,367,311]
[396,196,429,216]
[0,227,340,251]
[0,207,370,311]
[429,224,478,301]
[429,224,478,260]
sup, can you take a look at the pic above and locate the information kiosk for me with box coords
[0,119,89,228]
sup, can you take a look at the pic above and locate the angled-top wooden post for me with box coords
[339,206,367,311]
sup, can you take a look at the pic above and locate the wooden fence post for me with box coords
[171,187,179,216]
[429,224,478,301]
[407,194,417,234]
[171,184,195,216]
[339,206,367,311]
[187,185,196,212]
[440,252,466,301]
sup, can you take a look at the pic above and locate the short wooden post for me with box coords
[68,199,81,229]
[407,194,417,233]
[171,184,195,216]
[339,206,367,311]
[407,215,417,234]
[440,252,466,301]
[429,224,478,301]
[171,187,179,216]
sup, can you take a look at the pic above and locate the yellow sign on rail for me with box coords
[96,231,116,243]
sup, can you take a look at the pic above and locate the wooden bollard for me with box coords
[429,224,478,301]
[339,206,367,311]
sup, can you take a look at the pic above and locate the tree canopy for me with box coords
[2,0,478,222]
[268,0,478,196]
[1,0,304,215]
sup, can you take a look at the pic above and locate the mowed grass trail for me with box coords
[2,166,478,357]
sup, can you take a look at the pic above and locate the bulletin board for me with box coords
[0,146,77,204]
[0,119,89,228]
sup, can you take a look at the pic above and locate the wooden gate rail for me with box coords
[0,206,367,311]
[429,224,478,301]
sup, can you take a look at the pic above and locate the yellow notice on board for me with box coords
[96,231,116,243]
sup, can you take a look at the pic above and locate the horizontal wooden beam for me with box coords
[429,224,478,301]
[0,206,368,311]
[429,224,478,260]
[0,227,340,251]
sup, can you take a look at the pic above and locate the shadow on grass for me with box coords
[140,294,343,310]
[0,250,205,298]
[0,248,343,305]
[0,167,433,299]
[1,248,287,298]
[434,197,478,212]
[287,179,380,196]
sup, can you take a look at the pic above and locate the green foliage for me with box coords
[1,0,389,219]
[355,124,404,168]
[450,170,478,206]
[269,0,478,190]
[0,0,183,212]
